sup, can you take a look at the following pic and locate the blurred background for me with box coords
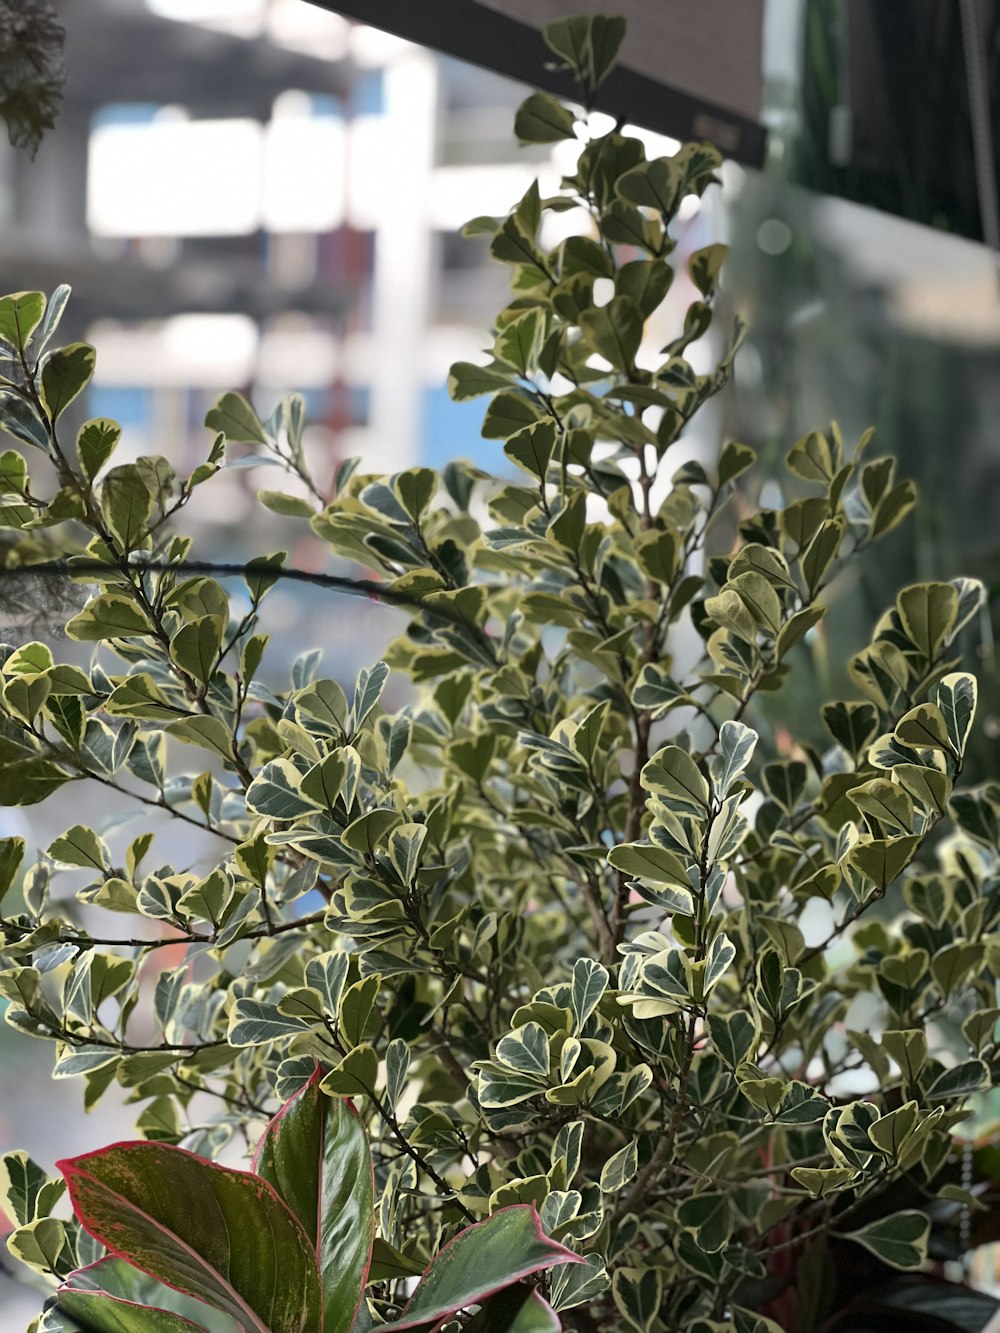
[2,0,1000,1317]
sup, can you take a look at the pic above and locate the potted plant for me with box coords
[1,15,998,1331]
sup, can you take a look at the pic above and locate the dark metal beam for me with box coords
[306,0,766,166]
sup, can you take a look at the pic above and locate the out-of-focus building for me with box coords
[0,0,710,497]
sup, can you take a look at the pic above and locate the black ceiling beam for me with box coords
[306,0,766,167]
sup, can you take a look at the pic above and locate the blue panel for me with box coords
[419,384,512,474]
[307,94,344,119]
[351,70,385,117]
[91,104,161,130]
[86,386,152,430]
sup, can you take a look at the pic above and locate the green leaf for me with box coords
[791,1166,855,1198]
[776,605,825,659]
[587,15,627,87]
[381,1206,583,1330]
[105,674,179,721]
[549,1253,610,1312]
[30,285,71,358]
[476,1061,546,1109]
[930,942,983,999]
[353,660,390,731]
[54,1257,209,1332]
[388,821,428,886]
[76,418,121,479]
[65,594,153,641]
[341,807,402,854]
[0,735,70,805]
[496,309,544,377]
[48,824,108,871]
[613,1266,663,1333]
[320,1045,379,1098]
[258,489,315,517]
[448,360,514,402]
[786,429,836,482]
[245,758,316,820]
[801,518,843,595]
[58,1142,321,1332]
[600,1140,638,1193]
[482,392,544,440]
[204,391,266,444]
[712,720,757,796]
[228,999,309,1047]
[46,663,95,696]
[0,1150,65,1226]
[926,1059,989,1103]
[617,158,681,216]
[607,841,689,887]
[570,958,608,1030]
[254,1067,374,1333]
[368,1237,425,1282]
[843,836,920,893]
[40,343,95,420]
[867,1101,919,1159]
[936,672,977,757]
[301,748,360,812]
[688,244,728,298]
[882,1029,927,1084]
[297,678,350,738]
[707,1010,758,1069]
[102,464,154,552]
[5,640,52,673]
[822,700,879,759]
[0,446,27,493]
[385,1038,410,1110]
[497,1022,551,1076]
[717,440,755,486]
[641,746,710,812]
[579,296,643,373]
[0,392,49,449]
[841,1210,929,1271]
[167,715,235,762]
[542,15,591,78]
[514,92,577,144]
[896,582,959,659]
[394,467,437,521]
[170,615,224,686]
[848,779,914,835]
[871,479,918,538]
[3,670,51,724]
[339,975,379,1048]
[677,1193,733,1253]
[894,703,952,752]
[616,259,672,318]
[7,1215,75,1278]
[0,291,45,351]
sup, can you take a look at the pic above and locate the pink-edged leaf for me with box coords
[253,1065,374,1333]
[464,1284,562,1330]
[381,1205,583,1330]
[57,1141,321,1333]
[54,1256,211,1332]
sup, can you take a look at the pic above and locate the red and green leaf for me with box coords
[54,1256,211,1331]
[464,1284,563,1331]
[57,1142,321,1333]
[253,1065,374,1333]
[381,1205,583,1330]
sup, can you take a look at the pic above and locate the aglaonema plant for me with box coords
[1,12,999,1332]
[22,1064,578,1331]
